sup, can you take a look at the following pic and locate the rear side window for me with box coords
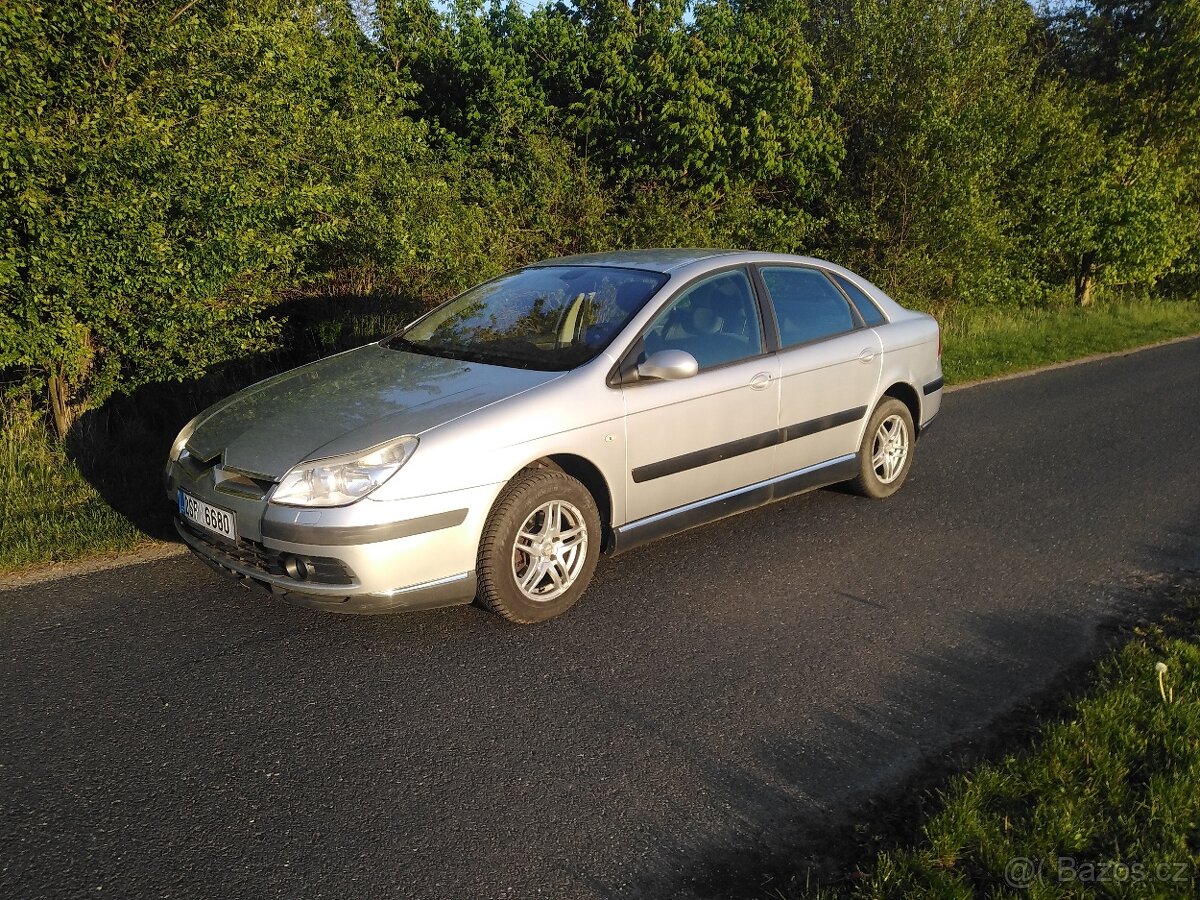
[760,267,857,348]
[831,273,887,327]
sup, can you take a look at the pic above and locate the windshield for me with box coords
[385,266,668,370]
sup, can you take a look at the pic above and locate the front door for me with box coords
[621,268,781,523]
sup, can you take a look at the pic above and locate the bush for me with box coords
[1,0,1196,433]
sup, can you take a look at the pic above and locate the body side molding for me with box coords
[631,407,866,484]
[613,453,859,554]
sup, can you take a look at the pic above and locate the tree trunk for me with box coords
[1075,251,1097,307]
[47,372,74,441]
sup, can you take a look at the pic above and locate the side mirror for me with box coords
[637,349,699,381]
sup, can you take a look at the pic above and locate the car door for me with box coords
[620,267,781,523]
[756,265,882,475]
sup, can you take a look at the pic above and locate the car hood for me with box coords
[187,345,561,478]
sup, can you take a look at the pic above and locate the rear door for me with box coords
[755,265,882,475]
[620,268,781,523]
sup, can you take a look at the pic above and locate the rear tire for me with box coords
[476,468,602,624]
[848,398,915,499]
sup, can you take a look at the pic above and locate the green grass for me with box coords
[806,596,1200,898]
[1,297,1198,576]
[0,416,147,572]
[941,299,1200,384]
[8,303,1196,897]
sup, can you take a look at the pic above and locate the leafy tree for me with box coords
[566,0,841,233]
[377,0,566,150]
[810,0,1056,309]
[365,0,614,284]
[1046,0,1200,303]
[2,0,1198,439]
[0,0,427,433]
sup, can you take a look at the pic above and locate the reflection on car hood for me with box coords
[187,345,561,478]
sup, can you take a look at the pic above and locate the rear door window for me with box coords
[759,267,858,348]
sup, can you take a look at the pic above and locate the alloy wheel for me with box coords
[511,500,589,602]
[871,414,910,484]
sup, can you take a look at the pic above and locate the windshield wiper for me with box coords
[381,335,419,353]
[385,335,572,371]
[383,337,471,362]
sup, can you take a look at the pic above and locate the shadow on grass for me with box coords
[65,291,426,540]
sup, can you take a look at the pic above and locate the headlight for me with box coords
[271,436,419,508]
[167,415,202,466]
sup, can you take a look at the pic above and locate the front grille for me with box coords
[178,450,274,501]
[179,518,356,586]
[178,449,219,479]
[213,466,275,500]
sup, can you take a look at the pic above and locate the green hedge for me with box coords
[1,0,1197,428]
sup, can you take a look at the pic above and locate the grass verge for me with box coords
[1,297,1198,575]
[806,592,1200,898]
[940,298,1200,384]
[0,417,148,573]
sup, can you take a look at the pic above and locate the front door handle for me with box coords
[749,372,772,391]
[858,349,876,364]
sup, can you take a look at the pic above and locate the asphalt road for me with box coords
[3,340,1199,900]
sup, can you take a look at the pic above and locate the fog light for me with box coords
[283,555,311,581]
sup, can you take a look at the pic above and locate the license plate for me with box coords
[178,490,237,542]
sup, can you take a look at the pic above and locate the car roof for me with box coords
[534,249,912,320]
[535,248,743,273]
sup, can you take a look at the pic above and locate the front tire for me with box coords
[476,468,602,624]
[848,398,915,499]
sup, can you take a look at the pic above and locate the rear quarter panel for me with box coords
[875,313,942,428]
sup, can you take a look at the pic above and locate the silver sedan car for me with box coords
[167,249,942,623]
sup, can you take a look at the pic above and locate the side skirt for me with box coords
[610,453,859,555]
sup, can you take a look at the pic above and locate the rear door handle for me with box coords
[858,349,876,364]
[749,372,772,391]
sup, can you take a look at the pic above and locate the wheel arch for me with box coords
[514,454,616,550]
[880,381,923,435]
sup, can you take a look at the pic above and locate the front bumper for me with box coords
[166,457,501,614]
[176,518,478,613]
